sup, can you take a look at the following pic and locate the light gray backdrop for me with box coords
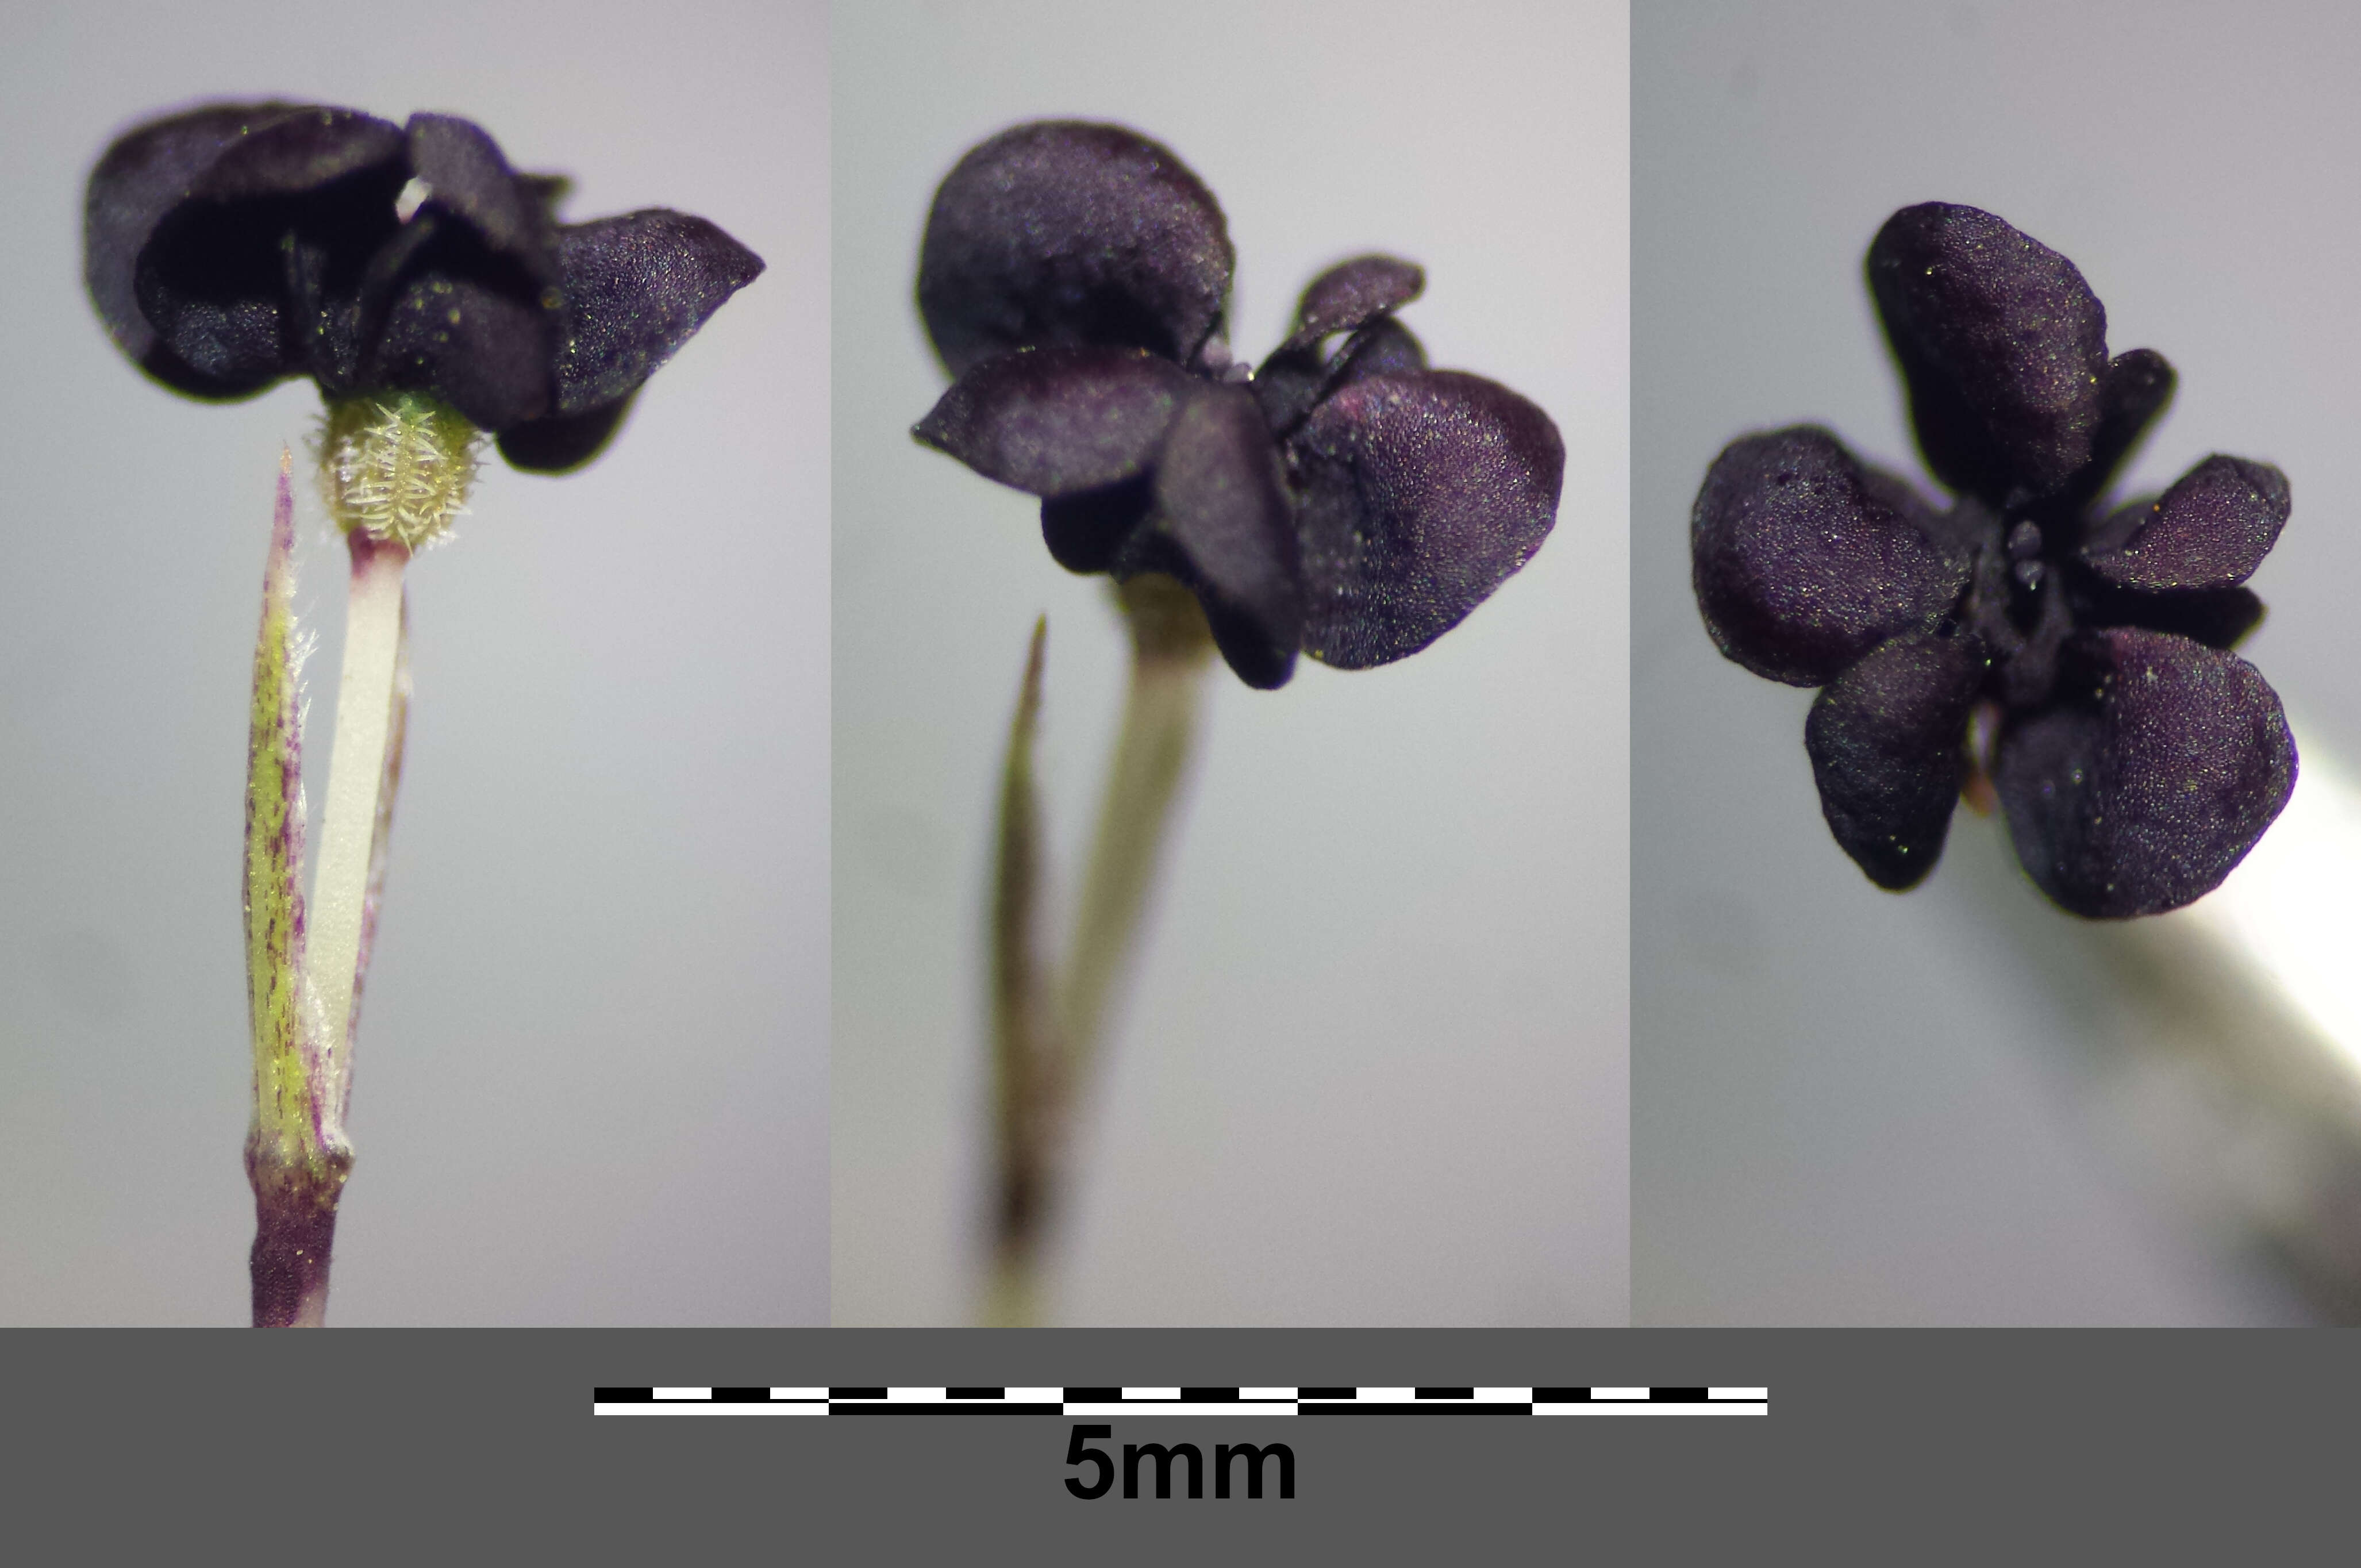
[0,0,828,1324]
[833,0,1628,1324]
[1635,1,2361,1323]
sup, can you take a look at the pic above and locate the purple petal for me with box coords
[915,347,1189,497]
[366,253,556,431]
[1996,627,2295,917]
[1285,371,1560,669]
[1804,633,1983,890]
[1121,384,1301,689]
[545,209,765,416]
[187,104,406,201]
[1692,426,1968,686]
[404,113,559,283]
[95,102,406,398]
[1868,203,2110,501]
[86,102,303,369]
[917,121,1233,378]
[2082,455,2289,591]
[1278,254,1424,355]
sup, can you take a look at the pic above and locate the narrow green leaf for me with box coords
[991,618,1056,1263]
[243,450,330,1169]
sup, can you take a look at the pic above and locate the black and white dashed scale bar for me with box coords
[593,1387,1768,1416]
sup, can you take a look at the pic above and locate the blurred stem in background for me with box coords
[1969,717,2361,1320]
[987,576,1215,1326]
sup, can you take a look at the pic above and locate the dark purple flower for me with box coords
[913,120,1563,689]
[1694,203,2295,917]
[86,101,763,471]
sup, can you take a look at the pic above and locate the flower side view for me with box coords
[1694,203,2296,918]
[84,100,761,1325]
[88,101,762,472]
[913,120,1563,688]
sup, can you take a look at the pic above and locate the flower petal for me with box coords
[545,209,765,416]
[99,103,406,397]
[367,249,556,431]
[1118,384,1301,689]
[2081,454,2289,591]
[1278,254,1424,355]
[1804,633,1983,890]
[914,346,1189,497]
[1287,371,1560,668]
[404,114,559,284]
[86,102,301,371]
[186,104,406,202]
[1995,627,2294,917]
[917,121,1233,378]
[1691,426,1967,686]
[1868,203,2110,502]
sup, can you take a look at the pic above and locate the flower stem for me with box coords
[986,574,1214,1323]
[1059,575,1214,1081]
[244,514,409,1327]
[311,532,410,1085]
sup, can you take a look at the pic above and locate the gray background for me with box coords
[833,0,1628,1324]
[0,0,828,1323]
[1635,1,2361,1323]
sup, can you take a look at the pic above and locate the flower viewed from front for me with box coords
[1694,203,2295,918]
[87,101,763,475]
[913,120,1563,688]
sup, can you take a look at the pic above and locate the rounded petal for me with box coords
[1278,253,1424,355]
[405,113,559,283]
[1995,628,2295,918]
[1868,203,2110,501]
[1804,633,1983,890]
[186,105,406,201]
[546,209,765,416]
[914,346,1188,497]
[1120,384,1302,689]
[368,260,555,431]
[1692,426,1968,686]
[134,107,409,398]
[1287,370,1562,670]
[93,102,405,398]
[86,102,302,368]
[2082,455,2289,591]
[917,121,1233,377]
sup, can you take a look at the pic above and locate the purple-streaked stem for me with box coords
[243,458,412,1327]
